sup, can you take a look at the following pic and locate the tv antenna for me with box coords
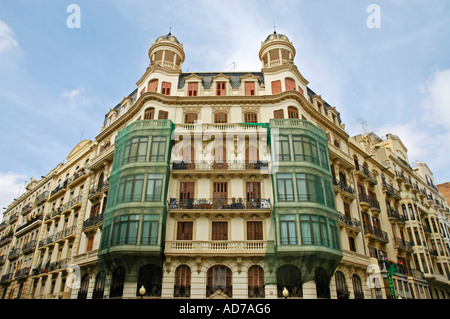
[228,62,239,71]
[358,118,368,134]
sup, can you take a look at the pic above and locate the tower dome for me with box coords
[259,31,296,69]
[148,32,185,70]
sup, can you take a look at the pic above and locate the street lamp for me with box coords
[139,285,146,299]
[282,287,289,299]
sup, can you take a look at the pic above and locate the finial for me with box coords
[169,22,172,35]
[273,21,276,34]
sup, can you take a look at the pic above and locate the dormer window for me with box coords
[271,80,282,94]
[245,82,256,96]
[216,82,226,96]
[188,82,198,96]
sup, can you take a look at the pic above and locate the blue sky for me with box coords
[1,0,450,211]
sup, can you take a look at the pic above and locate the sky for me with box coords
[0,0,450,212]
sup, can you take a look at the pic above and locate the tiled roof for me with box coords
[178,72,264,90]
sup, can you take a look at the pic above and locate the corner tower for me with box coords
[148,33,185,70]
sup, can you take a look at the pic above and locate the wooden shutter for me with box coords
[244,112,257,123]
[245,146,259,163]
[285,78,295,91]
[162,82,171,95]
[247,221,263,240]
[188,82,198,96]
[148,79,158,92]
[288,106,299,119]
[182,146,195,163]
[214,146,227,163]
[158,110,168,119]
[213,182,227,208]
[298,86,304,94]
[180,182,195,200]
[212,222,228,240]
[144,108,154,120]
[177,221,193,240]
[271,80,282,94]
[87,236,94,252]
[184,113,198,124]
[214,113,227,123]
[245,82,255,96]
[274,109,284,119]
[216,82,226,96]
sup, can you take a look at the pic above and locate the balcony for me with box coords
[382,183,401,200]
[0,255,5,265]
[0,233,13,247]
[395,170,405,183]
[394,237,413,252]
[168,198,271,211]
[67,169,88,188]
[333,178,355,201]
[21,202,33,215]
[0,273,13,283]
[8,248,21,261]
[387,209,406,225]
[9,212,19,224]
[49,180,68,200]
[70,195,83,209]
[15,214,43,236]
[89,178,110,200]
[15,267,30,279]
[172,160,269,175]
[82,214,103,233]
[337,212,361,235]
[369,199,381,214]
[35,191,49,206]
[22,240,37,254]
[363,224,389,244]
[0,220,7,231]
[358,193,370,210]
[64,226,76,238]
[164,240,270,256]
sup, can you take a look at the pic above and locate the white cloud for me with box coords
[0,172,28,219]
[0,20,23,70]
[420,69,450,128]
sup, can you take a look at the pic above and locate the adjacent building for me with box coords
[1,31,449,299]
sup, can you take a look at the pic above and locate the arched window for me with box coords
[245,145,259,164]
[98,172,104,188]
[136,264,162,297]
[144,107,155,120]
[206,265,232,297]
[148,79,158,92]
[353,156,359,170]
[248,265,264,298]
[315,267,330,299]
[335,271,348,299]
[109,267,125,298]
[182,145,195,164]
[92,271,106,299]
[287,106,299,119]
[213,145,227,170]
[408,203,415,220]
[402,204,408,220]
[158,110,168,119]
[277,265,302,297]
[174,265,191,298]
[78,274,90,299]
[352,274,364,299]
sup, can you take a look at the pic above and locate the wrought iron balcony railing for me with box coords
[168,198,271,210]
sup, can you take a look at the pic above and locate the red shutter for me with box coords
[162,82,171,95]
[216,82,226,96]
[245,82,255,96]
[188,82,198,96]
[274,109,284,119]
[148,79,158,92]
[271,80,282,94]
[285,78,295,91]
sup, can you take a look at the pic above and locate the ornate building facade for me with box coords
[1,31,450,299]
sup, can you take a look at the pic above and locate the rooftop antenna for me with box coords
[358,118,368,134]
[228,62,239,71]
[273,21,276,34]
[169,22,172,35]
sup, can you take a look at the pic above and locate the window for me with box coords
[300,215,329,246]
[285,78,296,91]
[245,82,256,96]
[136,265,162,297]
[207,265,232,297]
[93,271,106,299]
[216,82,226,96]
[123,136,148,164]
[111,214,139,245]
[144,107,155,120]
[277,174,294,201]
[247,221,263,240]
[213,182,228,207]
[271,80,282,94]
[296,173,324,204]
[179,182,195,207]
[335,271,348,299]
[174,265,191,297]
[352,274,364,299]
[177,221,193,240]
[162,82,171,95]
[212,221,228,240]
[245,146,259,164]
[150,137,166,161]
[141,215,159,245]
[277,265,302,297]
[182,145,195,163]
[316,267,331,299]
[244,112,257,123]
[86,236,94,252]
[145,174,163,201]
[214,112,227,123]
[158,110,168,119]
[319,144,329,169]
[274,135,290,161]
[288,106,299,119]
[188,82,198,96]
[148,79,158,92]
[248,265,264,298]
[292,135,318,164]
[280,215,297,244]
[274,109,284,119]
[117,174,144,203]
[184,113,198,124]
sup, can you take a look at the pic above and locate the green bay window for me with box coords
[150,136,167,162]
[111,214,140,246]
[145,174,163,201]
[274,135,290,161]
[300,215,329,246]
[141,215,159,245]
[116,174,144,204]
[296,173,324,204]
[123,137,148,164]
[277,174,294,201]
[280,215,297,245]
[292,135,318,165]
